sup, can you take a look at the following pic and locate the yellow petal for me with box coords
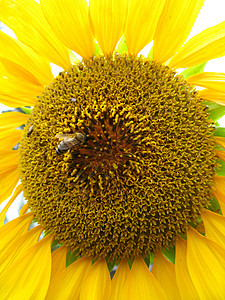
[0,168,20,204]
[0,184,22,226]
[0,94,36,108]
[0,129,22,150]
[175,237,200,300]
[51,246,67,279]
[198,89,225,106]
[41,0,95,58]
[0,58,40,85]
[110,259,130,300]
[187,226,225,299]
[217,151,225,162]
[215,136,225,149]
[0,213,33,252]
[124,0,166,55]
[0,77,42,105]
[0,30,53,85]
[169,21,225,68]
[0,234,53,300]
[46,257,92,299]
[19,203,30,217]
[80,258,112,300]
[0,225,43,274]
[121,256,167,300]
[187,72,225,93]
[0,112,29,130]
[152,251,181,300]
[0,149,18,170]
[153,0,204,63]
[89,0,128,56]
[201,208,225,249]
[213,176,225,215]
[0,0,70,69]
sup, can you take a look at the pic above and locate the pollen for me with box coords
[19,54,217,261]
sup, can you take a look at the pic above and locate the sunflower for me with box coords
[1,0,225,299]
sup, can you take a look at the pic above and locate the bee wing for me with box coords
[55,134,75,139]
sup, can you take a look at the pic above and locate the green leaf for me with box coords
[144,253,154,267]
[107,259,116,272]
[116,35,128,54]
[66,250,79,267]
[216,158,225,176]
[181,62,207,79]
[94,41,102,56]
[20,106,32,114]
[209,106,225,122]
[162,246,175,264]
[214,127,225,137]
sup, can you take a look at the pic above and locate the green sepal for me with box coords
[162,246,175,264]
[66,249,79,267]
[208,106,225,121]
[107,258,116,272]
[116,35,128,54]
[51,240,61,252]
[208,196,222,214]
[147,47,153,60]
[181,62,207,79]
[216,158,225,176]
[143,253,154,267]
[214,127,225,137]
[94,41,103,56]
[20,106,32,115]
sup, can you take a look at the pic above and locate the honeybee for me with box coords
[55,132,86,155]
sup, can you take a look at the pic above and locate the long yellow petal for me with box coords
[0,184,22,226]
[0,77,42,104]
[169,21,225,68]
[201,208,225,249]
[187,226,225,299]
[215,136,225,149]
[0,169,20,204]
[175,237,200,300]
[153,0,204,63]
[0,234,53,300]
[0,31,53,85]
[110,259,130,300]
[0,150,18,170]
[198,89,225,106]
[41,0,95,58]
[80,258,112,300]
[213,176,225,215]
[187,72,225,93]
[0,129,22,150]
[51,246,67,279]
[152,251,181,300]
[46,257,92,299]
[0,94,36,108]
[0,57,41,85]
[89,0,128,56]
[124,0,166,55]
[121,256,167,300]
[0,225,43,274]
[0,213,33,252]
[217,150,225,162]
[0,112,29,130]
[0,0,70,69]
[19,203,30,216]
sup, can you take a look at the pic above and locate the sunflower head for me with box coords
[19,53,217,262]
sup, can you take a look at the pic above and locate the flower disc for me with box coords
[19,54,217,261]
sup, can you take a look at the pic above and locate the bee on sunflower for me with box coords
[0,0,225,299]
